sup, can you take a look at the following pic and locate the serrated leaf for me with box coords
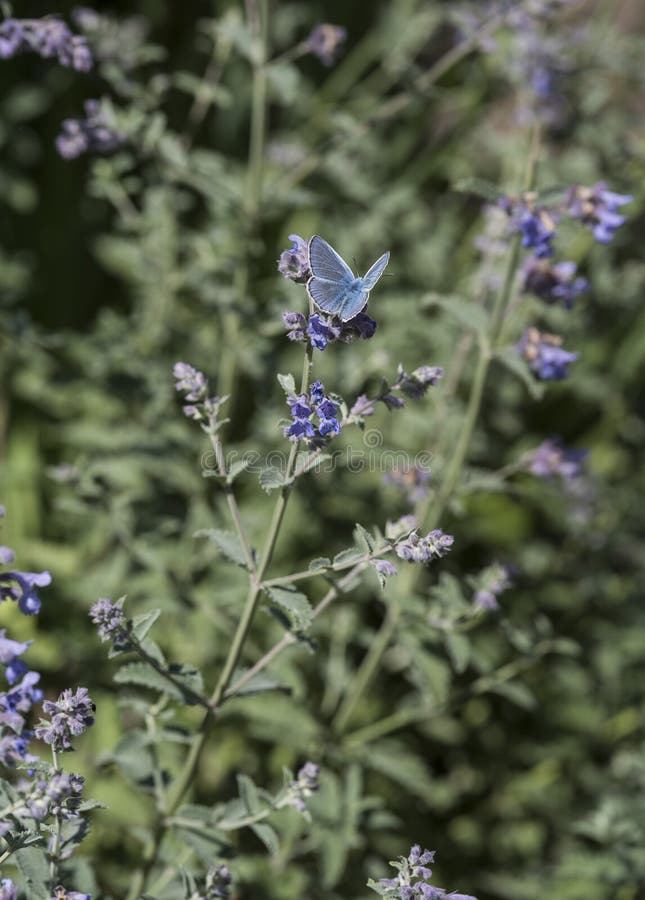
[308,557,331,571]
[453,176,506,202]
[277,372,295,394]
[264,586,313,632]
[353,523,375,554]
[495,347,546,400]
[444,632,471,673]
[422,292,490,335]
[251,822,280,855]
[196,528,249,568]
[114,662,179,697]
[237,774,262,815]
[132,609,161,642]
[333,547,364,567]
[259,466,291,493]
[226,458,252,483]
[228,670,291,698]
[15,846,50,900]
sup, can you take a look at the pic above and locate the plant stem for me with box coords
[211,434,256,574]
[332,123,542,735]
[48,748,62,885]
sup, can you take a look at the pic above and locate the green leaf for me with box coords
[353,523,375,554]
[195,528,249,568]
[259,466,291,493]
[114,661,203,703]
[495,347,546,400]
[264,585,314,632]
[444,632,471,673]
[489,681,537,710]
[309,556,331,571]
[453,176,506,202]
[228,670,291,698]
[422,292,490,335]
[15,845,50,900]
[132,608,161,642]
[237,773,262,815]
[333,547,364,567]
[251,822,280,855]
[277,372,295,394]
[226,458,252,483]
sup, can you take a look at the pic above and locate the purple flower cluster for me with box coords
[50,889,90,900]
[202,864,232,899]
[501,195,557,258]
[383,467,431,505]
[0,881,17,900]
[278,234,310,283]
[89,597,128,644]
[35,687,95,752]
[283,310,377,350]
[565,183,633,243]
[0,509,46,767]
[284,381,341,444]
[286,761,320,813]
[522,258,588,309]
[517,327,578,380]
[473,564,513,611]
[56,99,125,160]
[0,16,92,70]
[370,844,478,900]
[526,437,587,481]
[304,24,347,66]
[11,770,84,822]
[173,361,225,427]
[395,529,454,563]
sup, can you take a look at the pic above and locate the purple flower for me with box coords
[286,761,320,813]
[0,17,92,70]
[473,564,514,611]
[522,258,588,309]
[526,437,587,481]
[89,598,128,644]
[0,546,15,565]
[205,865,232,899]
[307,313,339,350]
[305,24,347,65]
[50,890,91,900]
[278,234,310,283]
[395,529,454,563]
[384,467,431,505]
[0,569,52,615]
[370,845,478,900]
[35,687,95,752]
[566,183,632,243]
[283,311,308,342]
[372,558,398,579]
[501,196,557,258]
[517,327,578,380]
[0,879,17,900]
[56,99,124,160]
[173,362,223,426]
[283,382,342,445]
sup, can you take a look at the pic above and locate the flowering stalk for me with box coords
[332,124,542,737]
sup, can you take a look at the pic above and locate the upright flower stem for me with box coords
[332,123,542,736]
[129,338,314,899]
[48,747,62,885]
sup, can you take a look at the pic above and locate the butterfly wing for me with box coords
[308,235,354,282]
[307,276,347,316]
[338,289,370,322]
[361,251,390,290]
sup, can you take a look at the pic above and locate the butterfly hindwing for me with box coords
[306,276,346,316]
[339,289,370,321]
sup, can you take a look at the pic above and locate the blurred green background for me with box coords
[1,1,645,898]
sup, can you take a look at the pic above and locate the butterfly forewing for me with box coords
[362,252,390,290]
[308,235,354,283]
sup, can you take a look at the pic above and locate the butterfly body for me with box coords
[307,235,390,322]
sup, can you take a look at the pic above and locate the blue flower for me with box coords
[566,183,632,243]
[35,687,95,752]
[0,569,52,615]
[517,327,578,380]
[526,438,587,481]
[306,314,338,350]
[370,845,478,900]
[0,16,92,70]
[395,530,454,563]
[523,258,588,309]
[305,24,347,65]
[282,310,376,349]
[500,196,557,258]
[89,598,128,644]
[56,99,124,160]
[283,382,342,445]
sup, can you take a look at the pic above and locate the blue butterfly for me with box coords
[307,235,390,322]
